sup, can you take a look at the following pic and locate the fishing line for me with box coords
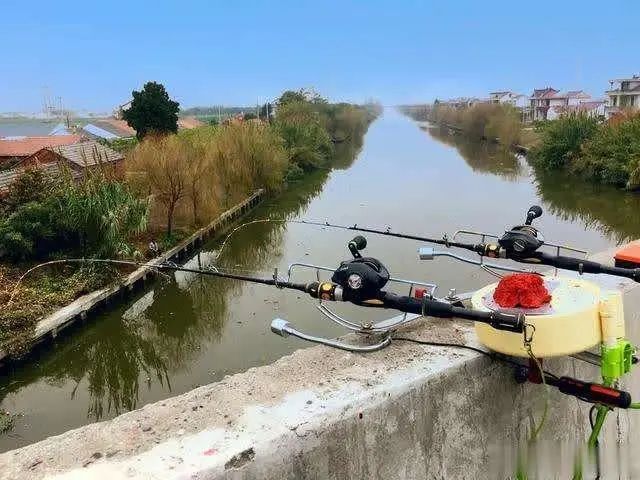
[215,218,477,260]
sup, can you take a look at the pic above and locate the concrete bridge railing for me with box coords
[1,247,640,479]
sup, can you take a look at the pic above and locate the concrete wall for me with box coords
[1,249,640,479]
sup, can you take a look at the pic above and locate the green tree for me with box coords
[123,82,180,139]
[277,90,307,106]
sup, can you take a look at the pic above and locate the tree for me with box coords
[128,136,188,236]
[123,82,180,139]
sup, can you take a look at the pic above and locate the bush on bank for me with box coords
[426,103,522,147]
[531,112,640,189]
[0,167,148,261]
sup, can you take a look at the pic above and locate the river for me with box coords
[2,109,640,451]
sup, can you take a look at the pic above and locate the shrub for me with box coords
[275,101,333,170]
[57,170,148,257]
[530,114,599,170]
[573,113,640,187]
[0,167,148,260]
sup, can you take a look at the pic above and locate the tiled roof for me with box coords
[52,141,124,167]
[532,88,559,99]
[0,135,82,157]
[0,163,80,192]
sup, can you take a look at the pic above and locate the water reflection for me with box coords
[534,168,640,244]
[0,160,336,450]
[426,125,525,181]
[424,124,640,245]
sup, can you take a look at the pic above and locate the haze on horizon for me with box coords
[2,0,638,113]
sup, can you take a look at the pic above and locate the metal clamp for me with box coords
[270,318,392,352]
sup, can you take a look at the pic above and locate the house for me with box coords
[114,100,132,120]
[0,162,81,194]
[489,91,527,108]
[529,88,560,121]
[551,100,606,119]
[547,91,593,120]
[26,141,125,176]
[606,75,640,117]
[82,123,121,141]
[529,88,593,121]
[1,140,125,194]
[92,119,137,138]
[0,135,82,164]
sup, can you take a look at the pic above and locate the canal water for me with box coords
[2,109,640,451]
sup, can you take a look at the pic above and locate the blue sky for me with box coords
[2,0,639,113]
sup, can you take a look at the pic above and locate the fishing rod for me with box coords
[218,206,640,282]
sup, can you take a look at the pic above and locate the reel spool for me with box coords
[471,277,615,358]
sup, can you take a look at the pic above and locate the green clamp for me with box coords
[601,340,634,384]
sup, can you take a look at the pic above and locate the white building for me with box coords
[489,91,527,108]
[547,91,592,120]
[529,88,593,121]
[606,75,640,117]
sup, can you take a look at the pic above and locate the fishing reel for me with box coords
[271,236,442,352]
[497,205,544,258]
[332,236,390,302]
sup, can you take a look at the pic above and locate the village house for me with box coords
[529,88,594,121]
[0,135,82,165]
[489,91,527,108]
[606,75,640,117]
[0,141,124,194]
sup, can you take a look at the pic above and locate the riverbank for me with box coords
[402,104,539,152]
[0,190,264,365]
[402,104,640,190]
[0,93,380,360]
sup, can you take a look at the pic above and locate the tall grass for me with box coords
[127,123,287,234]
[431,103,523,146]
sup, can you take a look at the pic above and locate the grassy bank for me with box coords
[0,91,380,357]
[530,112,640,190]
[401,103,540,150]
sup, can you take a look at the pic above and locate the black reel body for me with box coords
[332,257,390,302]
[498,205,544,258]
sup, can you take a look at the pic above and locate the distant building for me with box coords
[26,141,125,176]
[529,88,593,121]
[49,123,73,136]
[178,116,205,129]
[0,135,82,164]
[114,100,132,120]
[0,141,124,194]
[82,123,121,141]
[489,91,527,108]
[606,75,640,117]
[435,97,487,109]
[529,88,560,121]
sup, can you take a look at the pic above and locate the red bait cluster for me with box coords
[493,273,552,308]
